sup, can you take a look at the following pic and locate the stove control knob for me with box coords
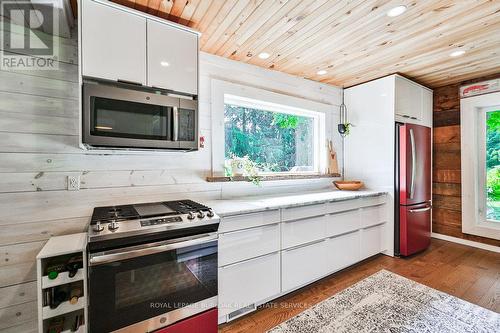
[108,220,119,231]
[93,221,104,232]
[197,210,205,218]
[187,212,196,220]
[207,209,215,218]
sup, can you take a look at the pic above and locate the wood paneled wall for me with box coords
[432,74,500,247]
[0,22,341,333]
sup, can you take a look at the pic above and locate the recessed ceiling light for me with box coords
[449,50,465,57]
[317,70,327,75]
[258,52,270,59]
[160,61,170,67]
[387,5,407,17]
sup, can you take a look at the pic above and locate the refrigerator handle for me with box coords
[409,128,416,200]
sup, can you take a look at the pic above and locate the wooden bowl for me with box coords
[333,180,364,191]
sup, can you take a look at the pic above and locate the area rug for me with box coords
[268,270,499,333]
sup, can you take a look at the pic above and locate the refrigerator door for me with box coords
[399,203,432,256]
[399,124,431,206]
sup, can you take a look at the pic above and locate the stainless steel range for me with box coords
[87,200,219,333]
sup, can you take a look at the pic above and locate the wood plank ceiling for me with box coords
[110,0,500,88]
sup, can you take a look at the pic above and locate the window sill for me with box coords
[206,173,341,183]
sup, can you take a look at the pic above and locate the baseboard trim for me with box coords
[431,232,500,253]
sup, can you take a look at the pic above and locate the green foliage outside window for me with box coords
[224,104,314,175]
[486,110,500,221]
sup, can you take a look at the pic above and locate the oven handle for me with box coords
[172,107,179,141]
[89,232,218,266]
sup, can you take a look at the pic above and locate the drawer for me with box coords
[219,209,280,233]
[326,209,360,237]
[360,223,385,259]
[219,223,280,266]
[360,204,387,228]
[281,240,327,292]
[282,215,325,249]
[326,199,360,214]
[282,203,326,221]
[359,194,387,208]
[218,252,280,317]
[327,230,360,272]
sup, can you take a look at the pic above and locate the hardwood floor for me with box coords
[219,239,500,333]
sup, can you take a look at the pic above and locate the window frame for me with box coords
[224,94,323,175]
[460,91,500,240]
[211,79,335,178]
[477,106,499,225]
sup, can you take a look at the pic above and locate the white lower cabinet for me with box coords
[282,216,325,249]
[218,252,280,318]
[217,195,389,323]
[326,209,360,237]
[281,240,328,292]
[218,223,280,267]
[327,230,360,272]
[360,223,386,259]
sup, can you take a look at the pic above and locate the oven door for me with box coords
[83,83,182,149]
[88,233,218,333]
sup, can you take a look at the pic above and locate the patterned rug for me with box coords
[268,270,499,333]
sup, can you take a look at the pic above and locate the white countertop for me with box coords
[206,189,387,217]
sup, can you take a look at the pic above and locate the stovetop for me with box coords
[88,200,219,245]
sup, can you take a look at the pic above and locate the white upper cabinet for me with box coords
[395,76,423,120]
[394,75,433,127]
[81,0,147,85]
[147,19,198,94]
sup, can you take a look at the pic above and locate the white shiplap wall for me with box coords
[0,25,341,333]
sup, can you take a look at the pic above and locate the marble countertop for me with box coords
[205,190,387,217]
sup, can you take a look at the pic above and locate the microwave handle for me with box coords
[172,107,179,141]
[89,232,217,266]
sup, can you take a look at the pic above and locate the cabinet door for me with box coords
[82,0,146,84]
[282,216,325,249]
[360,223,386,259]
[281,240,327,292]
[421,88,433,127]
[395,76,422,120]
[218,223,280,267]
[218,252,280,318]
[327,230,360,272]
[147,19,198,94]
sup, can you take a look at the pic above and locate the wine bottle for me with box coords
[69,287,82,305]
[66,256,83,278]
[46,262,65,280]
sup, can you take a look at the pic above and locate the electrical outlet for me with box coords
[67,176,80,191]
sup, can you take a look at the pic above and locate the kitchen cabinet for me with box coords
[147,20,198,94]
[218,223,280,266]
[282,240,328,292]
[395,76,422,121]
[326,209,359,237]
[218,252,280,318]
[81,0,147,85]
[327,230,360,272]
[360,223,386,259]
[216,193,388,324]
[394,75,433,127]
[282,215,326,249]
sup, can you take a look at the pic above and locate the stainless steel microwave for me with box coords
[82,81,198,150]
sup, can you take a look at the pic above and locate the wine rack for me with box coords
[36,233,88,333]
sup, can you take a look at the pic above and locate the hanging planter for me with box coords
[338,88,353,137]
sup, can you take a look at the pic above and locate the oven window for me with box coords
[177,108,195,141]
[89,240,217,332]
[91,96,170,140]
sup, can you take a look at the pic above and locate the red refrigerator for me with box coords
[395,123,432,256]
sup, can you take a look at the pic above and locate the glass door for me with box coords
[91,96,171,140]
[88,236,217,333]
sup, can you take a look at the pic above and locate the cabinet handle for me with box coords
[117,79,143,86]
[172,107,179,141]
